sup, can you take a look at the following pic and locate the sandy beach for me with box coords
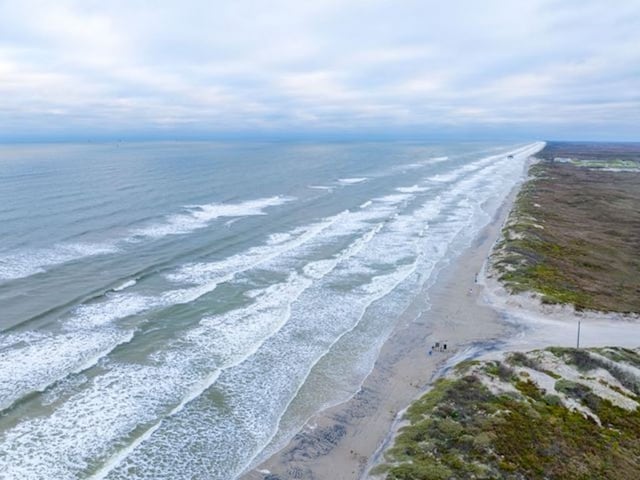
[243,172,525,480]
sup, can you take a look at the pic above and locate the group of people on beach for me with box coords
[429,341,447,355]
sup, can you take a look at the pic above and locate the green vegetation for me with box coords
[491,142,640,313]
[377,348,640,479]
[566,158,639,170]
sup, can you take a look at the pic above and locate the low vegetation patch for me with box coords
[490,141,640,313]
[376,348,640,479]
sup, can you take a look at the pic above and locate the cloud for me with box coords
[0,0,638,140]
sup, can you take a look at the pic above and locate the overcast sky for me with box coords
[1,0,638,141]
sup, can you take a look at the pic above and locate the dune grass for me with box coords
[376,348,640,479]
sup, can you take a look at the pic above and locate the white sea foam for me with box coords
[395,156,449,172]
[266,232,293,245]
[301,224,383,280]
[0,330,47,350]
[396,184,429,193]
[130,196,294,239]
[429,170,463,183]
[65,294,156,329]
[0,290,182,412]
[166,215,342,285]
[397,162,424,170]
[376,193,412,205]
[337,177,367,185]
[0,284,222,412]
[0,243,119,281]
[112,279,137,292]
[0,360,197,479]
[0,328,134,412]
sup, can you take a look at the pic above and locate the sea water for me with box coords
[0,140,544,479]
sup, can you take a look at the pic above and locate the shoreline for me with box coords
[243,162,528,479]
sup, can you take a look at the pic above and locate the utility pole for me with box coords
[576,320,581,349]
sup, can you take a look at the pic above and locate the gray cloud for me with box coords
[0,0,638,140]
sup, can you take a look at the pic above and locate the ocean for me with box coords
[0,140,543,479]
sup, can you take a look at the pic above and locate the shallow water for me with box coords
[0,140,543,479]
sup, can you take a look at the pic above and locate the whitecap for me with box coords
[0,242,119,281]
[112,279,137,292]
[396,185,429,193]
[130,196,294,239]
[337,177,367,185]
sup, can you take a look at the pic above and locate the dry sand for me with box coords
[480,267,640,356]
[242,183,522,480]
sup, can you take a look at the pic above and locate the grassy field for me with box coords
[375,347,640,479]
[490,141,640,313]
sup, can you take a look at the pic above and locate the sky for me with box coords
[0,0,639,141]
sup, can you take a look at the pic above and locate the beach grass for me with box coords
[376,348,640,479]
